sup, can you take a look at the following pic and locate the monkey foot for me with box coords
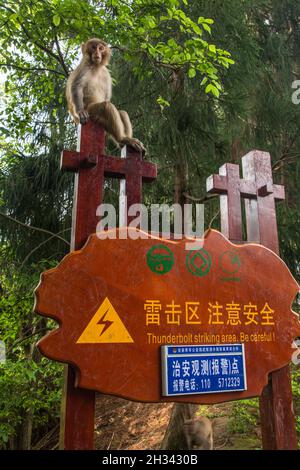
[78,110,90,125]
[121,137,146,156]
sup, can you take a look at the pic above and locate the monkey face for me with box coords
[90,42,106,63]
[82,39,111,66]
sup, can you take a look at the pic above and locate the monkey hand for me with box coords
[121,137,146,155]
[78,110,90,125]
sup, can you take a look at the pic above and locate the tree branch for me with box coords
[0,211,70,245]
[209,209,220,229]
[7,329,51,353]
[20,228,71,268]
[183,193,217,203]
[0,62,65,76]
[18,20,68,76]
[54,34,70,77]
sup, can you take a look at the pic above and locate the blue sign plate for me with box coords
[161,344,247,396]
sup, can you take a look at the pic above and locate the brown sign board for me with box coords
[35,229,300,404]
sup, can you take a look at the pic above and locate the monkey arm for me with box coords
[106,78,112,101]
[71,83,89,124]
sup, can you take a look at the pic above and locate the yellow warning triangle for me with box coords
[77,297,134,344]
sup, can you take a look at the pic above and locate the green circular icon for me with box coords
[186,249,212,277]
[146,244,174,275]
[219,251,241,274]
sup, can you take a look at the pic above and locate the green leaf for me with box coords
[211,87,220,97]
[188,22,201,36]
[167,38,177,48]
[0,127,9,136]
[203,23,211,34]
[205,83,220,97]
[146,17,156,29]
[212,80,222,90]
[53,14,60,27]
[157,96,170,109]
[188,68,196,78]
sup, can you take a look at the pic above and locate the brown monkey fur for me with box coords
[183,417,213,450]
[66,38,145,153]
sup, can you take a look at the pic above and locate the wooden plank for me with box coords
[242,154,260,243]
[104,153,157,181]
[60,121,106,449]
[60,366,95,449]
[121,146,142,215]
[207,163,243,242]
[59,124,158,449]
[242,150,297,450]
[36,229,300,403]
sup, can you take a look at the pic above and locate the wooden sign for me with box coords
[35,229,300,404]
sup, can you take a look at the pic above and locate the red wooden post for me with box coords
[242,150,296,450]
[60,122,157,449]
[206,163,243,241]
[207,150,297,450]
[59,121,104,450]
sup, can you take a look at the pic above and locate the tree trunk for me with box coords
[163,151,193,450]
[174,161,188,209]
[19,410,33,450]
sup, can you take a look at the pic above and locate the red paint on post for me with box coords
[60,121,105,450]
[59,122,157,449]
[208,150,297,449]
[242,150,296,450]
[207,163,243,242]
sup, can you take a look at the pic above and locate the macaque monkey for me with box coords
[183,417,213,450]
[66,38,145,153]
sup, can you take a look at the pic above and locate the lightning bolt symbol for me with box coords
[97,308,113,336]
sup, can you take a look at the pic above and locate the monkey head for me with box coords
[81,38,111,66]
